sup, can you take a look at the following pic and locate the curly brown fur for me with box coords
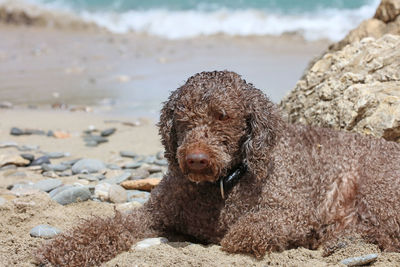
[37,70,400,265]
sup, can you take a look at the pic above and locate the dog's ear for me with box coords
[158,91,179,169]
[243,87,283,179]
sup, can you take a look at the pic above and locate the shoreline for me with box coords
[0,24,330,118]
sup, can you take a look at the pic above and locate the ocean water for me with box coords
[20,0,379,41]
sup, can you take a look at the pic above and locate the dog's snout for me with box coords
[186,151,210,171]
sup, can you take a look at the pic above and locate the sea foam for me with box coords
[3,0,380,41]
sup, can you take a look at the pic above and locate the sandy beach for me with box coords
[1,2,399,265]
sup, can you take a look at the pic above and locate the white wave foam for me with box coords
[4,0,381,41]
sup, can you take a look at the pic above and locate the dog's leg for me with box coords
[220,208,318,258]
[35,206,161,267]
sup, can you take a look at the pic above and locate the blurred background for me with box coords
[0,0,380,117]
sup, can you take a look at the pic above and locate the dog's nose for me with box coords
[186,151,210,171]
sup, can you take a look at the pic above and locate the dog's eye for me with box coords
[216,111,230,121]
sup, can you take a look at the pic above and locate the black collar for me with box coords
[219,164,247,199]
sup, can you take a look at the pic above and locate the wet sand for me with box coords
[0,25,329,117]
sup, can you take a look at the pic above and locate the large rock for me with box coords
[280,35,400,141]
[329,0,400,51]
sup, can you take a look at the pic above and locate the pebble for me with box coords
[42,171,58,178]
[33,179,63,192]
[0,141,18,149]
[25,129,46,135]
[154,159,168,166]
[10,127,24,136]
[147,165,163,174]
[45,152,69,159]
[340,254,378,266]
[0,154,30,167]
[51,186,91,205]
[94,183,111,201]
[0,165,17,171]
[30,224,62,238]
[156,151,164,160]
[107,164,121,170]
[120,151,138,158]
[0,101,13,109]
[85,140,98,147]
[101,128,116,137]
[59,170,73,177]
[30,156,51,166]
[123,162,142,169]
[18,145,39,151]
[101,171,131,184]
[134,237,168,250]
[127,190,150,204]
[78,174,105,181]
[143,155,156,164]
[20,153,34,162]
[84,135,108,144]
[121,178,161,192]
[61,158,82,166]
[42,163,69,172]
[71,159,106,174]
[0,197,6,206]
[109,184,127,203]
[130,169,150,180]
[49,185,73,198]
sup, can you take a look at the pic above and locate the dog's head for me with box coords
[158,71,282,183]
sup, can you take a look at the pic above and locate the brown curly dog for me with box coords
[37,71,400,266]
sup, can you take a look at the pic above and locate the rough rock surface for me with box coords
[280,35,400,141]
[329,0,400,51]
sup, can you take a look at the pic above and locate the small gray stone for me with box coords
[143,156,156,164]
[156,151,164,160]
[30,156,50,166]
[42,163,69,172]
[341,254,378,266]
[59,170,73,177]
[101,171,131,184]
[147,166,163,174]
[0,101,13,109]
[47,130,54,137]
[71,159,106,174]
[101,128,116,137]
[85,140,98,147]
[20,153,34,162]
[123,162,142,169]
[61,158,82,166]
[127,190,150,204]
[78,174,105,181]
[10,127,24,136]
[51,186,91,205]
[25,129,46,135]
[33,179,63,192]
[18,145,39,151]
[109,184,127,203]
[30,224,62,238]
[107,164,121,170]
[120,151,138,158]
[0,141,18,148]
[130,169,150,180]
[49,185,73,198]
[42,171,58,178]
[154,159,168,166]
[84,135,108,144]
[45,152,69,159]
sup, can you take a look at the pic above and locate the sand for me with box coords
[1,24,400,266]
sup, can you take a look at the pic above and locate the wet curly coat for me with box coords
[37,71,400,266]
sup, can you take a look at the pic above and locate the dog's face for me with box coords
[173,87,248,183]
[159,71,282,183]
